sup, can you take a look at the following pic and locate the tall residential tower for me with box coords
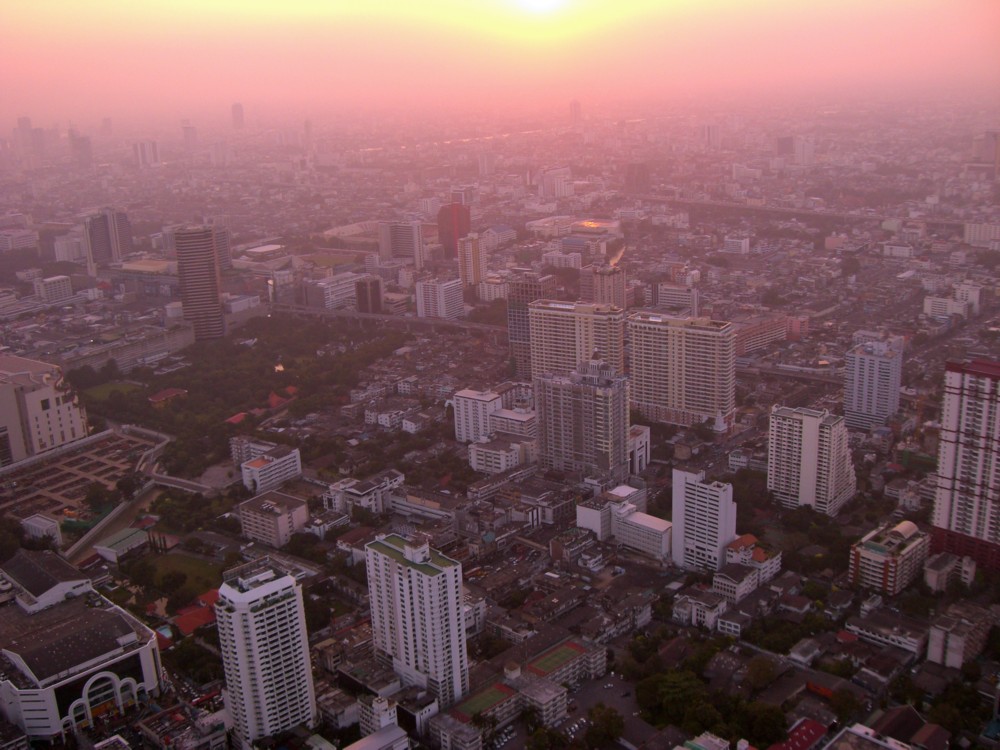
[216,559,317,747]
[175,226,225,340]
[366,535,468,707]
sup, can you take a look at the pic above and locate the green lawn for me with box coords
[151,553,223,592]
[84,381,143,400]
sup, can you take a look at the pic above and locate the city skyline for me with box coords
[2,0,998,126]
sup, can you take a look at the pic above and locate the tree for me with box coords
[160,571,188,594]
[831,687,860,721]
[584,704,624,749]
[116,473,139,501]
[745,655,777,691]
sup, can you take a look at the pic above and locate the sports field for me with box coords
[453,683,516,722]
[526,641,585,676]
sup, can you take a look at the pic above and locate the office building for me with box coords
[457,234,487,287]
[768,406,856,517]
[231,102,245,130]
[507,271,557,379]
[365,534,469,706]
[437,203,471,259]
[628,313,736,432]
[0,355,88,466]
[844,338,903,431]
[932,361,1000,569]
[587,264,627,309]
[84,208,133,273]
[356,275,383,313]
[671,469,737,571]
[0,551,161,740]
[175,226,225,340]
[216,559,317,747]
[379,221,425,269]
[528,300,625,381]
[848,521,930,596]
[305,272,360,310]
[535,359,630,482]
[33,275,72,303]
[415,278,463,320]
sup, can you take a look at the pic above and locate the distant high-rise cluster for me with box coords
[437,202,471,259]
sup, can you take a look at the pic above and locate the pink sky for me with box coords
[2,0,998,127]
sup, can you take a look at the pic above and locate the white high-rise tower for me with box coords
[366,534,468,707]
[844,338,903,431]
[671,469,737,571]
[216,559,317,747]
[767,406,856,517]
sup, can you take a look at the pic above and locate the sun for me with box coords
[511,0,570,14]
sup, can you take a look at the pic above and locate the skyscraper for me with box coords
[175,226,225,340]
[528,300,625,381]
[507,271,556,379]
[671,469,736,571]
[767,406,856,517]
[436,203,471,259]
[844,338,904,431]
[932,360,1000,569]
[628,313,736,432]
[366,534,468,706]
[216,559,317,747]
[231,102,245,129]
[83,208,133,274]
[378,221,425,269]
[535,359,630,482]
[457,233,486,287]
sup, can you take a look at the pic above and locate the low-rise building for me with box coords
[711,564,760,604]
[848,521,930,596]
[845,610,928,655]
[672,589,728,630]
[238,491,310,548]
[241,445,302,493]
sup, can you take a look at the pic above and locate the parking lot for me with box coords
[569,671,659,747]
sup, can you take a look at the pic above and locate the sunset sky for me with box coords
[2,0,998,128]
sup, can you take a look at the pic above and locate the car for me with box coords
[621,691,631,697]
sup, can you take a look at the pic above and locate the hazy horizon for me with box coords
[3,0,999,130]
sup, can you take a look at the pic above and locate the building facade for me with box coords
[932,360,1000,569]
[768,406,856,517]
[216,559,317,747]
[628,313,735,432]
[175,226,225,341]
[848,521,930,596]
[366,535,469,707]
[507,272,556,380]
[671,469,737,571]
[0,355,88,466]
[528,301,625,381]
[844,338,903,431]
[535,360,630,483]
[415,278,463,320]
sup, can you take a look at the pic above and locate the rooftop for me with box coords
[1,549,86,597]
